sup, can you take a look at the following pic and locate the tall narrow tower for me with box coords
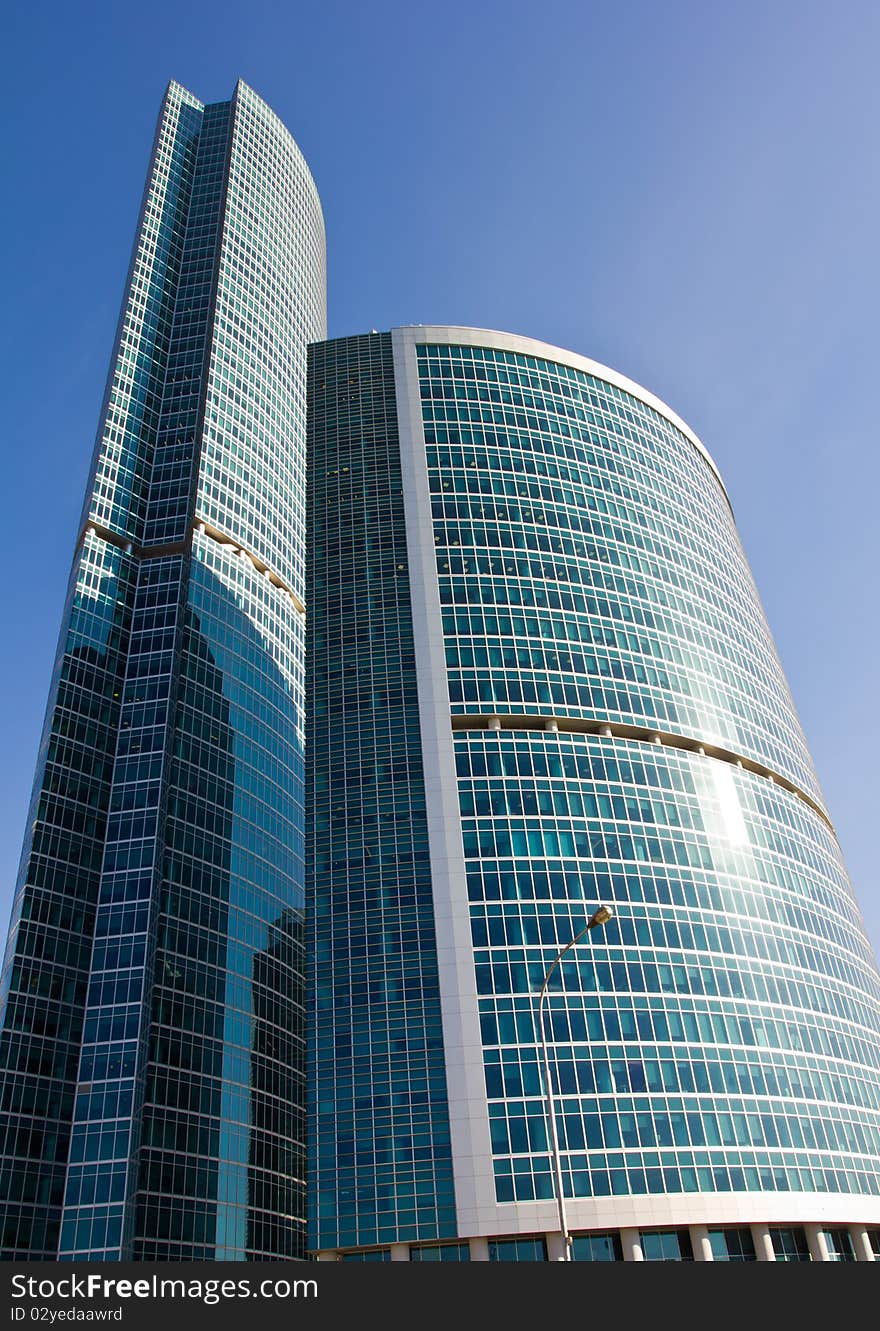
[0,80,325,1260]
[307,327,880,1262]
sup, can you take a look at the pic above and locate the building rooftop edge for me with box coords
[402,325,729,504]
[165,78,325,227]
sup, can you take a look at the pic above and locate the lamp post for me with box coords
[536,903,614,1262]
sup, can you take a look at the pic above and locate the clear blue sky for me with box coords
[2,0,878,951]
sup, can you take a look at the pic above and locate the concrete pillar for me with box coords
[546,1232,567,1262]
[621,1228,643,1261]
[805,1224,829,1262]
[470,1236,489,1262]
[390,1243,409,1261]
[852,1228,875,1262]
[691,1224,713,1261]
[488,716,501,731]
[751,1224,775,1262]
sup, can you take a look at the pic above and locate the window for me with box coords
[410,1243,470,1262]
[708,1228,756,1261]
[769,1227,810,1262]
[571,1232,623,1261]
[488,1237,547,1261]
[822,1229,856,1262]
[640,1229,693,1261]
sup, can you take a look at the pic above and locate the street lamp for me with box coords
[535,903,614,1262]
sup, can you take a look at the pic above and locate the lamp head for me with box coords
[588,904,613,929]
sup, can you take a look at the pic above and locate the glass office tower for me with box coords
[0,80,325,1259]
[307,326,880,1261]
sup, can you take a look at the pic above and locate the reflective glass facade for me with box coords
[308,326,880,1261]
[0,80,325,1259]
[307,336,456,1252]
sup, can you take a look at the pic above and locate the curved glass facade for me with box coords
[308,327,880,1260]
[0,80,325,1259]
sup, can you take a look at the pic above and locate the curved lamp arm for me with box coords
[536,904,614,1261]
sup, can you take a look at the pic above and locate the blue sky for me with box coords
[2,0,878,949]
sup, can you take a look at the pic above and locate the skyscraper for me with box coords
[307,326,880,1261]
[0,80,325,1260]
